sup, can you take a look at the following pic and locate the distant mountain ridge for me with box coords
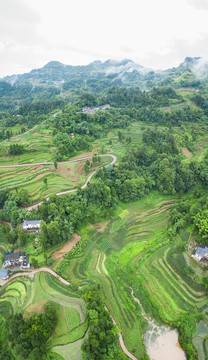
[2,57,208,89]
[2,58,151,85]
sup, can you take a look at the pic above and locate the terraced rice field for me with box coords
[0,162,88,201]
[58,193,208,359]
[1,192,207,359]
[57,196,174,358]
[0,272,87,359]
[0,126,54,165]
[193,320,208,360]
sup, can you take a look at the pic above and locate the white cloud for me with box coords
[188,0,208,10]
[0,0,208,76]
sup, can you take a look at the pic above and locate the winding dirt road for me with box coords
[0,154,116,168]
[0,154,116,211]
[0,267,71,287]
[0,153,140,358]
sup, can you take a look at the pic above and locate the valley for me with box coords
[0,58,208,360]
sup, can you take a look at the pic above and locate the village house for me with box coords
[81,104,110,115]
[22,219,42,232]
[3,252,30,269]
[192,245,208,262]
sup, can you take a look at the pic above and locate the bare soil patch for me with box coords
[70,149,96,161]
[10,136,18,141]
[163,107,171,112]
[0,170,17,178]
[28,143,39,148]
[24,300,47,317]
[182,147,193,158]
[188,235,196,255]
[29,165,44,173]
[56,163,74,178]
[176,342,183,350]
[76,163,84,179]
[35,172,52,180]
[90,220,109,232]
[195,141,207,153]
[132,249,149,264]
[51,233,81,260]
[32,132,43,137]
[0,165,46,180]
[178,87,196,92]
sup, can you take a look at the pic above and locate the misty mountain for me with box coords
[1,57,208,112]
[2,57,208,91]
[2,59,152,86]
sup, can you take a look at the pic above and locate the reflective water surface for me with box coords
[130,288,186,360]
[145,323,186,360]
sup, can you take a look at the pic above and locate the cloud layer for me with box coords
[1,0,208,76]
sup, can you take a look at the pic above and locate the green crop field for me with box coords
[1,118,208,359]
[0,120,116,202]
[53,191,208,360]
[0,124,54,165]
[0,162,90,201]
[0,273,87,360]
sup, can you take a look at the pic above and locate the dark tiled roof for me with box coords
[5,252,24,261]
[194,246,208,258]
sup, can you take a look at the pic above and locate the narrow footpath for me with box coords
[0,267,71,287]
[105,305,138,360]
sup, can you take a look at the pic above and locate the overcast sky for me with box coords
[0,0,208,77]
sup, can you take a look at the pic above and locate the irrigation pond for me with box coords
[131,288,186,360]
[145,324,186,360]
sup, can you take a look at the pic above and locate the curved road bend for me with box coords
[0,153,139,359]
[0,267,71,287]
[0,154,116,168]
[5,154,116,211]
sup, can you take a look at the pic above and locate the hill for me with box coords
[0,57,208,360]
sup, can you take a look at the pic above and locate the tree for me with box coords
[39,221,49,249]
[84,163,89,174]
[92,155,97,164]
[43,177,48,187]
[54,161,58,170]
[16,188,29,205]
[18,229,27,247]
[31,258,38,268]
[195,210,208,244]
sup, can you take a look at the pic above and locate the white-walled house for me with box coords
[22,219,42,231]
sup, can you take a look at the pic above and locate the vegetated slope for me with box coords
[1,59,208,360]
[0,273,87,360]
[54,192,208,360]
[2,56,208,112]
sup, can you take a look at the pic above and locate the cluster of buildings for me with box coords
[81,104,110,115]
[0,220,43,280]
[192,245,208,262]
[3,252,30,269]
[0,252,30,280]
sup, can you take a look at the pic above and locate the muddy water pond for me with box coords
[130,288,186,360]
[145,324,186,360]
